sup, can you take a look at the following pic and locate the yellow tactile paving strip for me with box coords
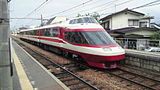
[12,46,33,90]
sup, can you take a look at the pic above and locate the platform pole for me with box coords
[0,0,12,90]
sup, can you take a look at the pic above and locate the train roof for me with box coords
[19,22,66,32]
[20,16,103,32]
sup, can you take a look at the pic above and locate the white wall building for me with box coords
[100,8,153,30]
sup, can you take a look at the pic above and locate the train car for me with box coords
[18,16,125,69]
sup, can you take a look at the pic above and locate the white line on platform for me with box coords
[12,44,33,90]
[14,40,70,90]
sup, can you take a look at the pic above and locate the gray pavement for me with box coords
[12,40,68,90]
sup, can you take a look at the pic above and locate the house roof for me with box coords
[100,8,145,21]
[107,27,159,34]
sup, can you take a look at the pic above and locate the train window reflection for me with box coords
[69,17,98,24]
[65,32,88,44]
[65,31,116,45]
[81,31,116,45]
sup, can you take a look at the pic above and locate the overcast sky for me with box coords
[10,0,160,29]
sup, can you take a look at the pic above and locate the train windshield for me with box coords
[65,31,116,45]
[81,31,116,45]
[69,17,98,24]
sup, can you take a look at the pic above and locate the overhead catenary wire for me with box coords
[45,0,94,18]
[65,0,119,16]
[68,0,134,18]
[13,0,160,28]
[12,0,52,28]
[147,2,160,7]
[100,0,160,18]
[99,0,134,14]
[131,0,160,10]
[10,17,48,20]
[24,0,51,18]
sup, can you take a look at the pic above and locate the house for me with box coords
[100,8,160,50]
[100,8,160,39]
[107,27,159,38]
[100,8,153,30]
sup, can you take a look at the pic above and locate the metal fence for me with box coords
[115,38,160,50]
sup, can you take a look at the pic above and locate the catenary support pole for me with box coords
[0,0,12,90]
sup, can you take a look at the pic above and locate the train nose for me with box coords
[102,48,112,51]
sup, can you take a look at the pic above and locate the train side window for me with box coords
[28,31,31,35]
[30,30,34,35]
[77,18,83,23]
[65,32,88,44]
[72,19,77,24]
[44,28,51,36]
[25,32,27,35]
[69,20,74,24]
[40,29,45,36]
[50,28,59,37]
[26,31,29,35]
[65,32,71,42]
[33,30,36,35]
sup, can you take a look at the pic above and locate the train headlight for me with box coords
[102,48,112,51]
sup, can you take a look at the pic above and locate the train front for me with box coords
[67,17,125,69]
[77,29,125,69]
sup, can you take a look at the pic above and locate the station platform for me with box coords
[12,40,69,90]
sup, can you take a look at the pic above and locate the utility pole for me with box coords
[41,14,43,26]
[0,0,12,90]
[114,4,116,13]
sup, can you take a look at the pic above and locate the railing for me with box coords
[115,38,160,50]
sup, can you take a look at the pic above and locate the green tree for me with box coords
[76,12,100,22]
[77,13,82,17]
[151,32,160,40]
[90,12,100,21]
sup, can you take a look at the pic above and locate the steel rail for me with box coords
[119,65,160,82]
[105,68,157,90]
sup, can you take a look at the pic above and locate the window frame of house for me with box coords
[128,19,139,26]
[139,21,148,27]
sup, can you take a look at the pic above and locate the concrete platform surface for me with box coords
[12,40,69,90]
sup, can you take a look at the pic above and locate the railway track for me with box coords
[120,65,160,82]
[15,39,100,90]
[105,66,160,90]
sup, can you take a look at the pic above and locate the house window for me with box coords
[104,21,110,30]
[128,19,139,26]
[139,22,147,27]
[101,23,105,28]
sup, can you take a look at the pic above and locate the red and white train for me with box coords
[17,16,125,69]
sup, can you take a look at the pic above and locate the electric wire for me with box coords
[13,0,160,28]
[99,0,134,15]
[131,0,160,10]
[24,0,51,18]
[10,17,48,20]
[66,0,118,17]
[45,0,94,18]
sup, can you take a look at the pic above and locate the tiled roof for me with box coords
[100,8,145,21]
[107,27,159,34]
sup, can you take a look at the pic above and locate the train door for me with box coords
[36,29,41,44]
[57,27,66,48]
